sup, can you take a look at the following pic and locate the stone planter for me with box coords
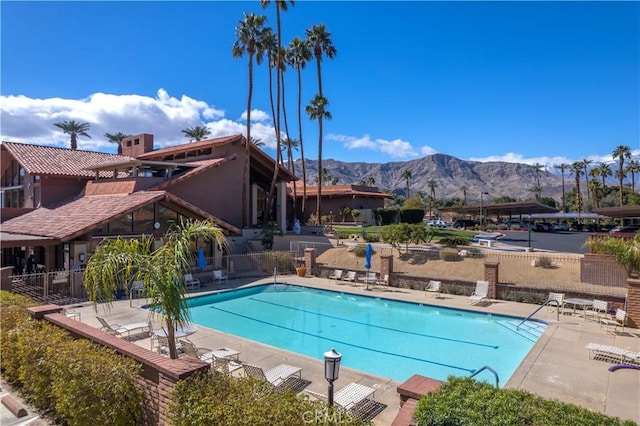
[296,267,307,277]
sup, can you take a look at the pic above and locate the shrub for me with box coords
[352,244,370,257]
[439,248,462,262]
[168,372,368,426]
[467,247,484,258]
[413,376,635,426]
[538,256,555,269]
[438,236,470,246]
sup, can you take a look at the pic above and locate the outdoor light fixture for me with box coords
[324,348,342,406]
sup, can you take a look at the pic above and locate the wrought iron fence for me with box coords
[6,269,88,304]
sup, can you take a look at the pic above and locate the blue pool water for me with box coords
[187,284,546,385]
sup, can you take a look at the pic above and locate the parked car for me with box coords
[425,219,448,228]
[533,222,553,232]
[551,223,568,232]
[609,224,640,234]
[453,219,478,229]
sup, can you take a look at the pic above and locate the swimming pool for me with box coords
[187,284,546,385]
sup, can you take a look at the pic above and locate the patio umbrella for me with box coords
[364,243,373,290]
[196,247,206,270]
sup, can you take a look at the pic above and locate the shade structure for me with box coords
[364,243,373,270]
[197,247,207,270]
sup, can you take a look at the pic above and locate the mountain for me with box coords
[293,154,569,202]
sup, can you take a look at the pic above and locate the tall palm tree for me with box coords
[612,145,631,206]
[367,176,376,186]
[554,163,569,212]
[53,120,91,150]
[305,95,332,222]
[84,219,227,359]
[233,12,267,227]
[570,162,584,215]
[181,126,211,142]
[460,184,468,205]
[104,132,129,155]
[402,169,412,198]
[281,137,299,172]
[625,159,639,194]
[286,37,312,220]
[587,179,601,208]
[306,24,337,223]
[592,162,612,191]
[582,159,593,198]
[531,162,544,199]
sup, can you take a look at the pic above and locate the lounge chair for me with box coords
[359,272,377,285]
[547,292,565,313]
[307,382,377,415]
[213,270,228,287]
[586,343,640,365]
[328,269,343,283]
[242,363,302,388]
[585,299,608,321]
[342,271,357,283]
[424,280,441,298]
[600,308,627,333]
[376,274,389,288]
[184,273,200,290]
[96,316,150,338]
[179,339,214,359]
[467,280,489,305]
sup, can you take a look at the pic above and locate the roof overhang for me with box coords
[441,201,559,216]
[0,232,58,248]
[593,206,640,219]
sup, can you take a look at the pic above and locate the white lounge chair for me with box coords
[600,308,627,333]
[96,316,150,338]
[425,280,441,298]
[467,280,489,305]
[184,273,200,289]
[586,343,640,365]
[213,270,228,287]
[342,271,357,283]
[307,382,376,413]
[328,269,343,283]
[242,363,302,388]
[376,274,389,288]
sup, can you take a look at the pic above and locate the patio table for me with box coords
[564,298,593,319]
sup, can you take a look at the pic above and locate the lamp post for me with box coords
[480,192,489,227]
[324,348,342,406]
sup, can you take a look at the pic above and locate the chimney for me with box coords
[122,134,154,157]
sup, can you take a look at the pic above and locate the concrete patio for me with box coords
[66,275,640,425]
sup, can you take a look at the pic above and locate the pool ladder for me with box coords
[516,298,561,330]
[470,365,499,388]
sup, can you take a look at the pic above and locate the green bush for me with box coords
[168,372,368,425]
[352,244,370,257]
[413,376,635,426]
[439,248,462,262]
[438,236,470,246]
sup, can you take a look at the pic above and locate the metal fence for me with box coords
[6,269,88,305]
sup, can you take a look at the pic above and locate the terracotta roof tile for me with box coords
[136,135,243,160]
[1,142,133,178]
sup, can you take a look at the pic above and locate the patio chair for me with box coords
[129,280,145,299]
[585,299,608,321]
[242,363,302,388]
[213,270,228,287]
[307,382,377,415]
[96,316,150,338]
[467,280,489,305]
[342,271,357,283]
[600,308,627,333]
[586,343,640,365]
[184,273,200,290]
[179,339,214,359]
[328,269,343,283]
[376,274,389,288]
[424,280,441,298]
[547,292,565,313]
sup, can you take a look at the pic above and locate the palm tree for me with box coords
[104,132,129,155]
[306,24,337,223]
[250,136,265,147]
[612,145,631,206]
[587,179,601,208]
[625,159,639,194]
[233,12,267,227]
[53,120,91,150]
[367,176,376,186]
[281,137,299,172]
[531,162,544,199]
[554,163,569,212]
[305,94,332,222]
[84,219,227,359]
[286,37,312,220]
[402,169,412,198]
[582,159,593,198]
[460,185,468,205]
[592,162,612,191]
[181,126,211,142]
[570,161,584,214]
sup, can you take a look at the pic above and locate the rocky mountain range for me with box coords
[294,154,570,203]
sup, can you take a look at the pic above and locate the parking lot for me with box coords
[498,230,592,254]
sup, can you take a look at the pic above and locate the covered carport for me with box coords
[593,206,640,222]
[440,201,559,224]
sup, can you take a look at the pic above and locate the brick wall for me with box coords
[626,278,639,328]
[27,305,209,426]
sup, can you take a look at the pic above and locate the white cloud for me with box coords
[327,133,419,159]
[421,145,437,156]
[239,109,271,123]
[468,152,621,168]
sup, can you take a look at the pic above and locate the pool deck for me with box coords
[69,275,640,425]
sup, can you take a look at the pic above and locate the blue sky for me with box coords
[1,1,638,169]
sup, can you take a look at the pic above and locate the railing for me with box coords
[6,269,87,304]
[470,365,500,388]
[516,299,561,329]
